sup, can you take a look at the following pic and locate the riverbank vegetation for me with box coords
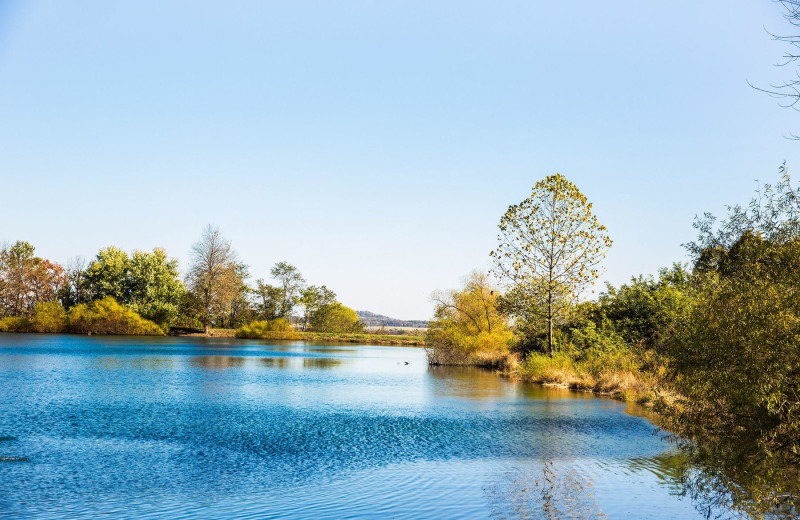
[425,170,799,518]
[0,225,379,338]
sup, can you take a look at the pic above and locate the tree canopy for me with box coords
[491,174,612,355]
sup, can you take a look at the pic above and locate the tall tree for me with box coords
[299,285,336,331]
[270,262,305,318]
[185,225,244,332]
[83,246,130,302]
[253,279,283,320]
[0,241,66,317]
[225,262,251,328]
[127,248,186,327]
[60,257,87,309]
[491,174,612,355]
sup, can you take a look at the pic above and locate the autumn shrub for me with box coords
[0,316,32,333]
[518,320,648,399]
[66,297,164,335]
[426,272,516,369]
[426,326,516,369]
[235,318,300,339]
[31,301,66,333]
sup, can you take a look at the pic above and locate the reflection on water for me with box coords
[256,356,342,369]
[486,461,607,520]
[191,355,248,369]
[0,333,751,519]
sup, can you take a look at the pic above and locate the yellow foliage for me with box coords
[426,272,516,369]
[0,316,32,333]
[235,318,300,339]
[67,297,164,335]
[31,301,66,333]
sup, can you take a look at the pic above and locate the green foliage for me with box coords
[310,303,365,333]
[596,263,692,350]
[650,170,800,517]
[426,272,514,368]
[126,248,186,327]
[270,262,305,318]
[31,301,66,333]
[235,318,297,339]
[665,236,800,480]
[83,247,185,327]
[67,297,164,335]
[84,246,130,302]
[299,285,337,331]
[253,280,284,320]
[253,263,305,321]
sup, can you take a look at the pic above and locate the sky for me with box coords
[0,1,799,320]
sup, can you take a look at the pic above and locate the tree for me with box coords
[427,271,513,367]
[310,303,364,333]
[225,262,252,328]
[662,171,800,512]
[82,246,185,327]
[83,246,130,302]
[299,285,336,331]
[491,174,612,356]
[127,248,186,327]
[752,1,800,135]
[185,225,245,332]
[597,263,692,351]
[60,257,88,309]
[253,262,306,321]
[270,262,305,318]
[253,279,284,320]
[0,241,66,317]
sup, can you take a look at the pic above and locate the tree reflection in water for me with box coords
[626,401,798,519]
[658,435,798,520]
[485,461,606,520]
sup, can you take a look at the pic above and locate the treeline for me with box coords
[356,311,429,329]
[0,225,363,336]
[426,170,799,519]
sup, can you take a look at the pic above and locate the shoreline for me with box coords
[0,329,427,346]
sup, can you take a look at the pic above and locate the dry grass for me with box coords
[516,352,655,402]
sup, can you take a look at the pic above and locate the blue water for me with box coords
[0,334,707,519]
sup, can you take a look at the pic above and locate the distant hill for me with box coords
[356,311,428,329]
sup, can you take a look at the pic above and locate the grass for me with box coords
[514,351,659,402]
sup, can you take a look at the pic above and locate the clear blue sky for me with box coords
[0,1,798,319]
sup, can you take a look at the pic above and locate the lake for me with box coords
[0,333,712,519]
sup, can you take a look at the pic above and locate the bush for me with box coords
[520,349,645,400]
[426,326,516,369]
[31,301,66,333]
[517,320,648,400]
[426,272,516,369]
[309,304,365,333]
[66,297,164,335]
[0,316,32,333]
[235,318,299,339]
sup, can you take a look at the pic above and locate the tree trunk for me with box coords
[547,293,554,357]
[204,322,209,334]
